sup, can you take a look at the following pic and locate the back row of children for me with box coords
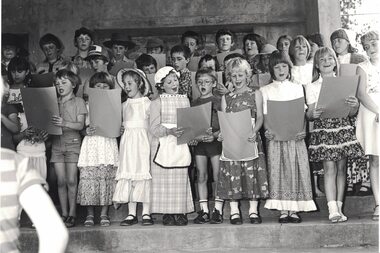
[1,27,378,227]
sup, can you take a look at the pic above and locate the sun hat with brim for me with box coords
[154,66,180,87]
[85,45,110,62]
[2,33,29,57]
[116,68,151,96]
[39,33,64,54]
[103,33,136,50]
[146,37,164,49]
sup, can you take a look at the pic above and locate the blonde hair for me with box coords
[289,35,311,63]
[360,30,379,47]
[312,47,339,82]
[225,57,252,82]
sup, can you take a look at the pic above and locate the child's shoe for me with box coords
[194,210,210,224]
[372,205,379,221]
[230,213,242,225]
[210,209,223,224]
[336,201,347,222]
[100,215,110,227]
[65,216,76,228]
[175,214,188,226]
[288,212,302,223]
[278,213,289,223]
[162,214,176,226]
[327,201,341,223]
[120,215,138,226]
[249,213,262,224]
[142,214,154,226]
[84,215,95,227]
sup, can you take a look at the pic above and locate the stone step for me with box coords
[20,216,378,252]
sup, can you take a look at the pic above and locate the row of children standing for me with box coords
[1,26,378,227]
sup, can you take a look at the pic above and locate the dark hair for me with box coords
[195,67,217,83]
[276,35,292,50]
[89,72,115,89]
[243,33,267,52]
[170,44,191,59]
[135,53,157,70]
[215,29,234,43]
[198,54,220,71]
[306,33,325,47]
[121,70,146,95]
[181,31,202,45]
[268,51,293,80]
[55,69,81,95]
[7,57,31,86]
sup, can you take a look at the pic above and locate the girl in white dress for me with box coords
[356,31,380,220]
[113,69,154,226]
[77,72,119,227]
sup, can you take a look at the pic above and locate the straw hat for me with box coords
[116,68,151,96]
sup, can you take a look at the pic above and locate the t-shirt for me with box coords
[1,103,19,150]
[0,149,46,253]
[191,96,221,132]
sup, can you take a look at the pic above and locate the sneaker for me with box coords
[175,214,188,226]
[65,216,76,228]
[193,210,210,224]
[210,209,223,224]
[162,214,176,226]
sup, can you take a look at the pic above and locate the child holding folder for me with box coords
[306,47,363,222]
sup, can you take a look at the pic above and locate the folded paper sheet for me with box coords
[20,87,62,135]
[177,102,212,144]
[339,64,358,77]
[218,109,257,160]
[88,88,122,138]
[317,76,359,118]
[266,97,305,141]
[30,72,55,87]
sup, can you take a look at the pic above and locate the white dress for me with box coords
[113,97,152,203]
[356,61,380,156]
[291,63,313,86]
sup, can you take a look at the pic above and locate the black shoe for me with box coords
[193,210,210,224]
[230,213,242,225]
[175,214,188,226]
[65,216,76,228]
[278,214,290,223]
[120,215,138,226]
[162,214,176,226]
[142,214,154,226]
[210,209,223,224]
[288,213,302,223]
[249,213,262,224]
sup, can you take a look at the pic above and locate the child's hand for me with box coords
[24,126,36,137]
[295,132,306,141]
[188,139,198,146]
[248,132,257,143]
[120,125,125,135]
[202,135,214,143]
[264,130,274,140]
[217,132,223,142]
[216,84,229,95]
[167,127,184,137]
[51,115,65,127]
[86,126,96,136]
[205,127,213,136]
[312,107,324,119]
[345,96,359,108]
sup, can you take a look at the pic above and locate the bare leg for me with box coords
[336,158,347,202]
[370,155,379,206]
[195,155,209,201]
[54,162,68,217]
[210,155,221,198]
[66,162,78,217]
[323,161,338,202]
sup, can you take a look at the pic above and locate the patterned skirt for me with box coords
[216,137,268,200]
[308,117,364,162]
[264,140,316,212]
[77,164,117,206]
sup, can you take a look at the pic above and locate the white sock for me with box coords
[199,200,209,214]
[327,201,338,215]
[142,202,150,217]
[127,202,137,220]
[249,200,258,215]
[230,201,239,216]
[214,198,224,214]
[337,201,347,219]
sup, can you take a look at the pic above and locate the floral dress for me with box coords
[216,88,269,200]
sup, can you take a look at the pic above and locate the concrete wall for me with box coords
[2,0,340,64]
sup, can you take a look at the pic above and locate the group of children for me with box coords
[1,27,378,228]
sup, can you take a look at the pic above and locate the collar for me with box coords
[59,93,76,104]
[44,55,63,64]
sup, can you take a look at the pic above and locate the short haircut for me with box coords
[195,67,217,83]
[198,54,220,71]
[268,51,293,80]
[89,72,115,89]
[312,47,339,82]
[224,53,245,63]
[360,30,379,48]
[289,35,311,63]
[170,44,191,59]
[7,57,31,85]
[215,29,234,43]
[225,57,252,80]
[135,53,157,70]
[181,31,201,45]
[276,35,292,49]
[121,70,146,95]
[305,33,325,47]
[55,69,81,94]
[243,33,267,52]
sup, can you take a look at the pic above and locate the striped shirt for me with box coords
[0,149,45,253]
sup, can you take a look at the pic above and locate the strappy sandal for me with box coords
[100,215,110,227]
[142,214,154,226]
[288,212,302,223]
[372,205,379,221]
[230,213,242,225]
[120,214,138,226]
[249,213,262,224]
[84,215,95,227]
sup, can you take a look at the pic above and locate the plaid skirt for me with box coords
[264,140,316,212]
[150,137,194,214]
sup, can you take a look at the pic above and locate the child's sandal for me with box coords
[84,215,95,227]
[142,214,154,226]
[100,215,110,227]
[372,205,379,221]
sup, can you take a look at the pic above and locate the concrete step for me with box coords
[20,216,378,252]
